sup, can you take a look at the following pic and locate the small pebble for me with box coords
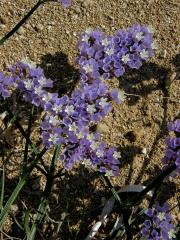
[141,148,147,155]
[34,23,43,32]
[170,72,177,82]
[160,49,167,58]
[0,16,8,24]
[96,122,109,134]
[74,7,81,14]
[17,27,25,35]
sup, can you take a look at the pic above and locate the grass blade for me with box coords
[27,145,61,240]
[0,165,5,213]
[0,177,26,227]
[24,209,31,236]
[0,147,46,228]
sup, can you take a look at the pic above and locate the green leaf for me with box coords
[0,177,26,227]
[27,198,48,240]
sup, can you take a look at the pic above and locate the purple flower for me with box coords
[77,24,156,84]
[168,119,180,133]
[141,202,176,240]
[1,56,124,176]
[162,119,180,173]
[0,72,14,99]
[58,0,71,7]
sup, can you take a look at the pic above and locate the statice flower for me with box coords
[7,61,54,107]
[162,119,180,174]
[77,24,156,83]
[40,80,124,175]
[0,72,14,99]
[141,202,176,240]
[41,108,121,175]
[3,61,124,176]
[59,130,121,175]
[58,0,71,7]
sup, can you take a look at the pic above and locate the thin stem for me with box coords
[101,175,132,240]
[27,145,61,240]
[4,102,39,155]
[0,0,45,46]
[23,106,34,164]
[0,147,46,228]
[148,183,161,208]
[0,165,5,213]
[126,164,176,209]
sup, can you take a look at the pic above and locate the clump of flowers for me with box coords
[0,72,14,99]
[0,60,123,176]
[162,119,180,174]
[77,24,157,84]
[141,202,176,240]
[0,24,157,176]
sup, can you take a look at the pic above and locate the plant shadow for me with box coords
[39,52,80,96]
[118,62,170,106]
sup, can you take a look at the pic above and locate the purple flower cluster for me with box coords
[1,60,122,175]
[77,25,157,83]
[0,24,156,175]
[141,202,176,240]
[162,119,180,174]
[58,0,71,7]
[0,72,14,99]
[40,80,122,175]
[7,60,54,108]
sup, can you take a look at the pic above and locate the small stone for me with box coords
[82,0,92,7]
[0,24,5,29]
[96,122,109,134]
[17,27,25,35]
[170,72,177,82]
[0,16,8,24]
[160,49,167,58]
[141,148,147,155]
[34,23,43,32]
[74,7,81,14]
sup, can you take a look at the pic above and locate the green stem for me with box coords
[0,147,46,228]
[126,164,176,209]
[0,165,5,213]
[0,0,46,46]
[23,106,34,165]
[4,102,39,155]
[27,145,61,240]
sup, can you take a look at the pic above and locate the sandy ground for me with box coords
[0,0,179,239]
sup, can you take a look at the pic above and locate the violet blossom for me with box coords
[141,202,176,240]
[58,0,71,7]
[1,60,123,176]
[162,119,180,174]
[77,24,157,84]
